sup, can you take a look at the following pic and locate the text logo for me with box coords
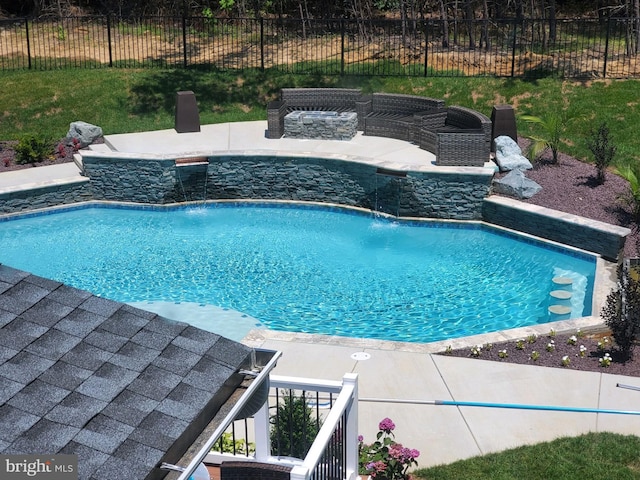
[1,455,77,479]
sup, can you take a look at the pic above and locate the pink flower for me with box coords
[378,417,395,433]
[358,435,364,442]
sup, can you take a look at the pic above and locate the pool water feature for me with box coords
[0,203,596,343]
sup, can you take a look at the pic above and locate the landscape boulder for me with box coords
[493,169,542,199]
[66,121,103,148]
[494,135,532,172]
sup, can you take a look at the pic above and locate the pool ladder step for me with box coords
[548,276,573,316]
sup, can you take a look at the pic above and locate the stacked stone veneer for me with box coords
[81,154,493,220]
[483,196,630,261]
[284,111,358,140]
[0,178,91,214]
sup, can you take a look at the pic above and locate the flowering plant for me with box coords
[358,418,419,479]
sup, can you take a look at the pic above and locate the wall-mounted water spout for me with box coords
[175,157,210,203]
[374,167,407,217]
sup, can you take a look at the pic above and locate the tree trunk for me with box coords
[439,0,449,48]
[465,0,475,50]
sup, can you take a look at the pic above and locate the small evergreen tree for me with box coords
[587,121,616,185]
[270,390,321,459]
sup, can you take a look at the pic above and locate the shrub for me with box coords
[617,164,640,219]
[15,135,52,165]
[601,263,640,360]
[270,390,320,459]
[521,113,565,164]
[586,121,616,184]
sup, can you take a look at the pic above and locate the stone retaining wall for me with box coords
[482,196,631,261]
[0,178,92,214]
[81,153,493,220]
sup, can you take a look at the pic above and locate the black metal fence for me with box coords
[1,15,639,78]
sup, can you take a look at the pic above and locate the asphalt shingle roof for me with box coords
[0,264,258,480]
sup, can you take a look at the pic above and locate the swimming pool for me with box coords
[0,203,596,343]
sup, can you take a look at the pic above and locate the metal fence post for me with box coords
[510,19,518,77]
[25,18,31,69]
[182,13,187,68]
[107,14,113,67]
[603,16,611,78]
[260,17,264,71]
[423,19,429,77]
[341,19,345,75]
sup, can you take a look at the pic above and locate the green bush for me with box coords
[270,390,321,459]
[15,135,52,165]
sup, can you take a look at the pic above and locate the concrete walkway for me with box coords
[1,121,637,469]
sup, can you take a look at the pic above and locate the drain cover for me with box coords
[351,352,371,361]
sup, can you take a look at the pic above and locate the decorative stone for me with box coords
[552,276,573,286]
[284,111,357,140]
[66,121,103,148]
[493,135,532,172]
[492,169,541,199]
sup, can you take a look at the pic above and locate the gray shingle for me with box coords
[92,452,152,480]
[131,328,174,351]
[0,318,48,350]
[144,316,188,337]
[157,382,213,422]
[182,356,236,391]
[76,362,140,403]
[45,392,108,428]
[55,308,108,339]
[101,390,159,428]
[59,442,109,479]
[20,298,74,328]
[0,376,23,404]
[100,309,150,338]
[0,404,41,443]
[126,364,183,402]
[84,328,130,353]
[130,410,189,450]
[206,336,252,368]
[3,280,50,307]
[79,296,122,317]
[61,342,113,371]
[0,308,18,328]
[72,414,134,454]
[47,284,93,308]
[8,379,71,417]
[0,265,29,284]
[0,350,55,384]
[152,344,202,377]
[9,418,80,453]
[23,274,63,291]
[0,344,18,363]
[112,439,165,476]
[0,280,13,295]
[171,326,221,355]
[25,328,83,361]
[38,360,93,391]
[108,342,160,372]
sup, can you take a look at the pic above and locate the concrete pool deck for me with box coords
[1,121,637,469]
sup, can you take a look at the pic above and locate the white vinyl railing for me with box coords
[206,373,359,480]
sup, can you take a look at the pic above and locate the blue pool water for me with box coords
[0,204,596,343]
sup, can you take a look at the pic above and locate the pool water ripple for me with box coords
[0,204,596,343]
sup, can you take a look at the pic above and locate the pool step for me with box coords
[549,276,573,316]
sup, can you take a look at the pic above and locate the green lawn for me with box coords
[413,432,640,480]
[1,68,639,168]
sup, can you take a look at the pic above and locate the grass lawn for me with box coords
[0,68,639,169]
[413,432,640,480]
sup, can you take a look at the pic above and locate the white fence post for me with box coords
[343,373,359,480]
[253,399,272,462]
